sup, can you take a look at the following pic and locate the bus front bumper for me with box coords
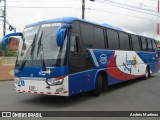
[14,76,69,96]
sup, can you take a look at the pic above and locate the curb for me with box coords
[0,79,13,81]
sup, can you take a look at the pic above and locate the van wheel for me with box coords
[144,67,150,80]
[92,74,102,96]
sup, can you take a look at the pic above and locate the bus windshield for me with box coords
[16,23,67,68]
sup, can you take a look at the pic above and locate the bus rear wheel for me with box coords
[92,74,102,96]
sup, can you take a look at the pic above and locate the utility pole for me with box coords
[158,0,160,42]
[3,0,6,36]
[82,0,85,19]
[0,0,6,56]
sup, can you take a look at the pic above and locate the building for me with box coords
[7,37,19,50]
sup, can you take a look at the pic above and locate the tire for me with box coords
[102,75,108,91]
[144,67,150,80]
[92,74,102,96]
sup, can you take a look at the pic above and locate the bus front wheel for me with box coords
[144,66,150,80]
[92,74,102,96]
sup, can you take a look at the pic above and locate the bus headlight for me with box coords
[14,77,20,84]
[46,78,63,86]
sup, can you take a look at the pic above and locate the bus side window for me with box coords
[119,32,130,50]
[107,29,119,50]
[80,23,94,49]
[70,36,80,53]
[152,40,157,51]
[148,39,153,52]
[93,27,105,49]
[131,35,140,51]
[141,37,147,51]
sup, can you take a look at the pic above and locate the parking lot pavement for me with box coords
[0,73,160,112]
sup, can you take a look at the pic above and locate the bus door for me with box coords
[68,32,94,94]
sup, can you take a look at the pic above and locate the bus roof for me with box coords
[25,17,125,31]
[25,17,155,40]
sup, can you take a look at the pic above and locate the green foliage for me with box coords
[0,42,2,56]
[156,40,160,44]
[0,42,16,57]
[5,46,17,56]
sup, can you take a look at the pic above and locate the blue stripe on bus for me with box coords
[15,65,68,78]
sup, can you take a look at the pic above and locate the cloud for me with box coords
[0,0,158,40]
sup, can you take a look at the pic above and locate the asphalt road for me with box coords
[0,73,160,112]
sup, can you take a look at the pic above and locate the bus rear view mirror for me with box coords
[56,24,72,47]
[2,32,23,51]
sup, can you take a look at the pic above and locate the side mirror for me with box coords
[2,32,23,51]
[56,24,71,47]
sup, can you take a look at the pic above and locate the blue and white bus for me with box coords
[2,17,158,96]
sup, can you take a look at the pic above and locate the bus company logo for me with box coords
[39,69,52,76]
[100,54,107,64]
[123,54,138,73]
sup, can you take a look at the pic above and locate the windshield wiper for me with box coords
[37,31,43,57]
[30,34,37,56]
[19,48,31,70]
[19,34,37,70]
[37,31,46,71]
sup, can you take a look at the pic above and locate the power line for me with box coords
[6,17,24,31]
[110,0,156,9]
[7,0,81,2]
[6,21,22,31]
[87,8,156,21]
[0,6,81,10]
[94,0,158,17]
[102,0,156,12]
[6,16,25,28]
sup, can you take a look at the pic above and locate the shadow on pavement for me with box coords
[21,75,155,108]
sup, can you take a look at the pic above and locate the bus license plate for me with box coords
[29,86,37,91]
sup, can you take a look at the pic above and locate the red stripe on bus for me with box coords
[63,91,68,93]
[47,92,51,94]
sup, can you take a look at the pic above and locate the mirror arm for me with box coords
[1,32,23,51]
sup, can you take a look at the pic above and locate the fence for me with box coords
[0,57,15,80]
[2,57,16,65]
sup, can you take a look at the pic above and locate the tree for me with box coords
[156,40,160,44]
[0,42,2,56]
[0,42,16,57]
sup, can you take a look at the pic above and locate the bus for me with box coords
[2,17,158,96]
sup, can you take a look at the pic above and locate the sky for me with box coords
[0,0,158,41]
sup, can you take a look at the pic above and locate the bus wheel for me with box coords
[144,67,150,80]
[92,74,102,96]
